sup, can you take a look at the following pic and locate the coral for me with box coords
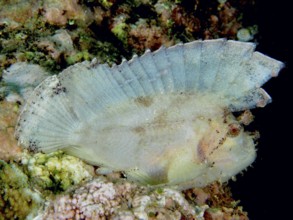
[37,29,75,62]
[111,14,129,45]
[0,0,39,28]
[0,159,249,219]
[0,1,120,73]
[218,3,241,36]
[237,26,258,42]
[0,160,43,220]
[43,0,94,27]
[0,1,263,219]
[1,62,51,102]
[237,28,253,42]
[39,176,208,219]
[185,183,249,220]
[171,4,201,34]
[38,176,249,220]
[98,0,114,9]
[21,151,95,192]
[0,0,257,72]
[128,18,174,51]
[0,101,22,161]
[35,28,95,66]
[204,207,248,220]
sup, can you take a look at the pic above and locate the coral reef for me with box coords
[0,0,39,27]
[187,183,249,220]
[0,159,249,220]
[0,0,257,73]
[21,151,95,193]
[0,0,261,219]
[43,0,93,27]
[0,150,96,219]
[0,101,22,161]
[128,18,174,51]
[39,176,248,220]
[0,160,43,220]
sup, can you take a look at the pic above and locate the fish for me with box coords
[15,39,284,189]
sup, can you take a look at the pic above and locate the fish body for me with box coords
[15,39,284,189]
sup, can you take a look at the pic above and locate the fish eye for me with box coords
[227,123,241,137]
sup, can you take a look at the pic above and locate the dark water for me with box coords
[230,0,291,219]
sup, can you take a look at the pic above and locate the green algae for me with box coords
[1,0,257,74]
[0,150,96,219]
[0,160,43,220]
[22,151,95,193]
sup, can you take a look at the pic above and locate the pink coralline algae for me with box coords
[40,177,206,220]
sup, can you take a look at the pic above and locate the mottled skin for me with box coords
[69,94,256,189]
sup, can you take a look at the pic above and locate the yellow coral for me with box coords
[22,151,95,192]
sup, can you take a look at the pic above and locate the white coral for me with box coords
[40,177,206,220]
